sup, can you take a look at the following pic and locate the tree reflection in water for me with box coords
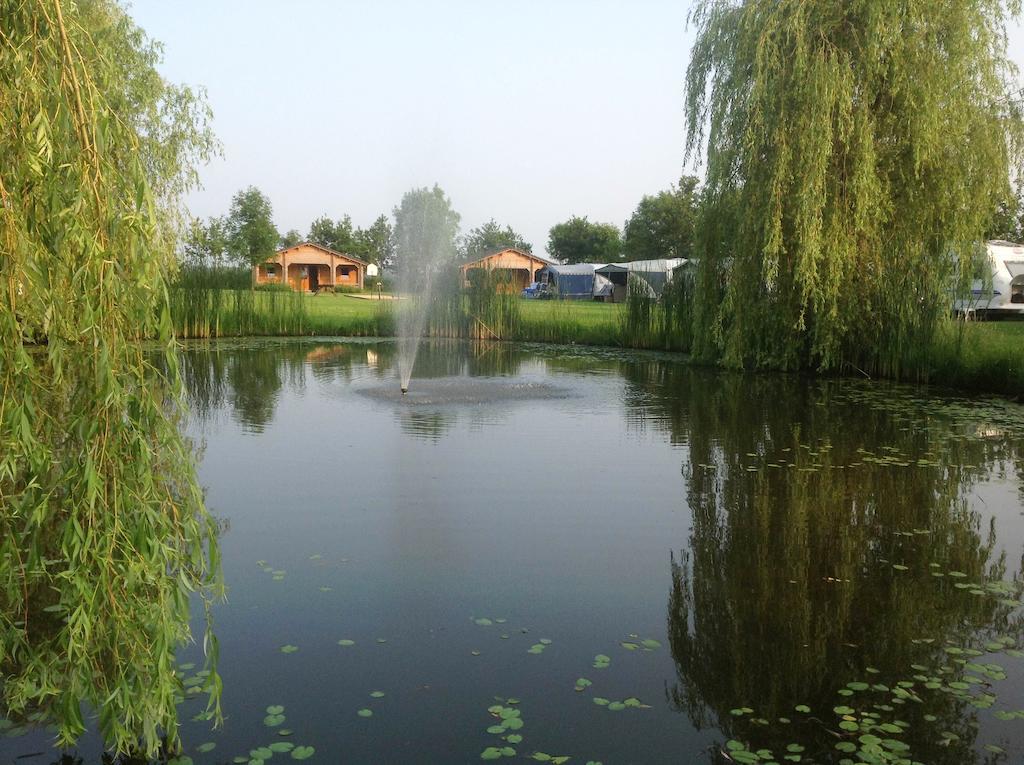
[624,365,1024,764]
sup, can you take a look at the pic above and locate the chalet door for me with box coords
[309,267,319,292]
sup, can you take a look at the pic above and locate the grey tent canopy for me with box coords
[595,258,687,298]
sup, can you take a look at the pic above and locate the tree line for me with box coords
[184,174,701,271]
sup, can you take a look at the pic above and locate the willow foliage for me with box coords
[0,0,221,756]
[685,0,1024,373]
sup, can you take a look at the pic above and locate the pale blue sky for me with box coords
[130,2,1024,257]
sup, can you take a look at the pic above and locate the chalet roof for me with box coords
[276,241,369,266]
[462,247,555,268]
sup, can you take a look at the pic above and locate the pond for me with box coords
[4,338,1024,764]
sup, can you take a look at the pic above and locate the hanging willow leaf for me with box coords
[0,0,220,758]
[684,0,1023,374]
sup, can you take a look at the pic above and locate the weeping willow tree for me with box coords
[0,0,221,757]
[685,0,1024,374]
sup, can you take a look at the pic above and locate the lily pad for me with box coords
[357,708,373,717]
[337,639,355,647]
[280,645,299,654]
[291,746,315,760]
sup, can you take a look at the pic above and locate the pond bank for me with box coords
[171,290,1024,400]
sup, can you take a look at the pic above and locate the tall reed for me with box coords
[170,266,307,338]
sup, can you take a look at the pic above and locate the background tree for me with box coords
[547,215,621,263]
[280,228,303,248]
[225,186,278,266]
[182,215,229,266]
[392,184,461,280]
[308,214,356,252]
[685,0,1023,373]
[988,174,1024,242]
[622,175,699,261]
[354,214,396,267]
[461,219,531,261]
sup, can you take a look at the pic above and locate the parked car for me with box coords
[521,282,548,299]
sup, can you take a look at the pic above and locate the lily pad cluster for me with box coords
[257,560,287,581]
[591,654,611,669]
[619,635,661,652]
[473,616,508,627]
[480,699,524,760]
[527,638,552,655]
[592,696,650,712]
[357,689,386,718]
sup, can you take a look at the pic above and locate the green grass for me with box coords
[301,294,394,335]
[514,299,624,345]
[926,320,1024,398]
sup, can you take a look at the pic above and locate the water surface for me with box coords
[5,339,1024,764]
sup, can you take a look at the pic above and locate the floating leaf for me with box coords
[337,639,355,647]
[280,645,298,654]
[291,746,315,760]
[357,708,373,718]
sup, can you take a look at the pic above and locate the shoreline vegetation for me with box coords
[169,277,1024,400]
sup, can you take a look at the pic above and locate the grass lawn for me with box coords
[296,293,627,344]
[276,292,392,336]
[929,319,1024,397]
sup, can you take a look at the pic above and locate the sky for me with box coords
[130,2,1024,258]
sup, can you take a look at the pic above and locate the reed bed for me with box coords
[170,266,1024,398]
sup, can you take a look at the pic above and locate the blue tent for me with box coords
[537,263,610,300]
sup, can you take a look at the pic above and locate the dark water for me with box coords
[5,339,1024,764]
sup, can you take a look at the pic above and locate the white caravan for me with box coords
[953,240,1024,318]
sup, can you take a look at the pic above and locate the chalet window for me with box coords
[266,266,276,276]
